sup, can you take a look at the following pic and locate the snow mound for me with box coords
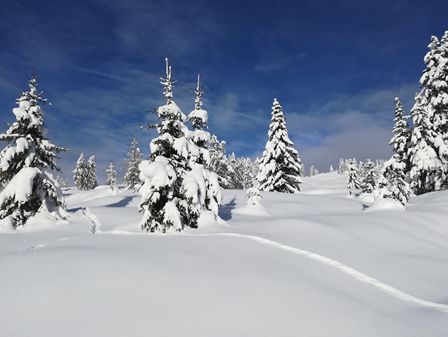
[233,203,271,217]
[366,197,405,212]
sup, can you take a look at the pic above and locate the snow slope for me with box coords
[1,173,448,337]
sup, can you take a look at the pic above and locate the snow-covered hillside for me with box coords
[1,172,447,337]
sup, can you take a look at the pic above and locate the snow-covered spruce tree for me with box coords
[0,75,66,228]
[247,185,261,206]
[407,34,448,194]
[330,165,334,172]
[187,74,221,215]
[208,134,232,188]
[376,97,412,205]
[56,175,68,188]
[256,98,303,193]
[227,154,256,189]
[106,162,118,191]
[139,59,211,232]
[123,137,142,189]
[73,153,89,190]
[347,160,361,196]
[86,155,98,190]
[360,159,377,194]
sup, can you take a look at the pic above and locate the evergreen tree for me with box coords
[360,160,377,194]
[123,137,142,189]
[86,155,98,190]
[408,34,448,193]
[139,59,213,232]
[376,97,412,205]
[187,74,221,214]
[347,160,361,195]
[0,75,66,228]
[73,153,89,190]
[208,134,231,188]
[246,185,261,206]
[106,162,118,191]
[256,98,303,193]
[330,165,334,172]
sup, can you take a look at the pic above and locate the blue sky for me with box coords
[1,0,447,181]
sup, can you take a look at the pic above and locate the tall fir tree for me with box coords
[187,75,221,214]
[408,34,448,194]
[0,75,66,228]
[123,137,142,189]
[86,155,98,190]
[256,98,303,193]
[73,153,89,190]
[139,59,211,232]
[377,97,412,205]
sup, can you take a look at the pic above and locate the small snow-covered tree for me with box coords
[257,98,303,193]
[86,155,98,190]
[309,165,316,177]
[408,34,448,194]
[208,134,232,188]
[247,186,261,206]
[0,75,66,228]
[56,175,68,188]
[347,160,361,195]
[124,137,142,189]
[228,155,256,189]
[329,165,334,172]
[360,160,377,194]
[73,153,89,190]
[106,162,118,191]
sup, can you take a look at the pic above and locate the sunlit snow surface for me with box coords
[1,173,448,337]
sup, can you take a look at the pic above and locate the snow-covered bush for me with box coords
[257,98,303,193]
[0,75,66,228]
[246,186,261,206]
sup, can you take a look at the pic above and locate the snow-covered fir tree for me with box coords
[408,34,448,194]
[86,155,98,190]
[106,162,118,191]
[330,165,334,172]
[187,74,221,215]
[56,175,68,188]
[360,160,377,194]
[256,98,303,193]
[139,59,219,232]
[208,134,232,188]
[228,154,256,189]
[123,137,142,189]
[73,153,89,190]
[376,97,412,205]
[309,165,316,177]
[246,185,261,206]
[347,160,361,196]
[0,75,66,228]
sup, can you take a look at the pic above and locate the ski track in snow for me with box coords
[209,233,448,314]
[0,235,79,257]
[0,207,99,257]
[106,229,448,314]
